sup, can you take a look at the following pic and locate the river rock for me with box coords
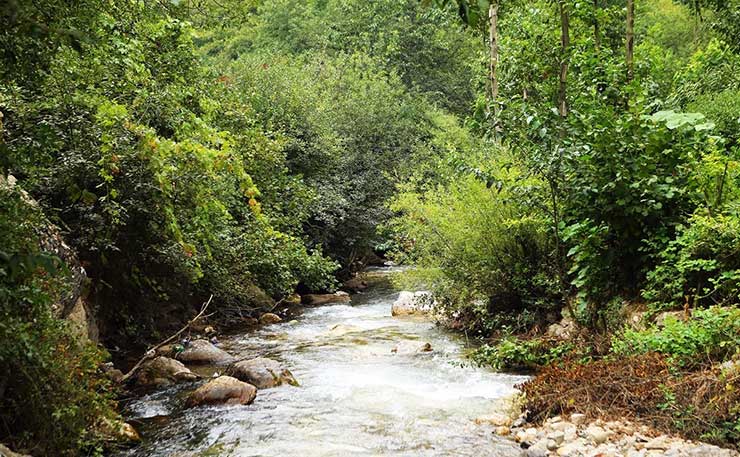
[259,313,282,325]
[391,341,433,354]
[495,426,511,436]
[283,293,302,306]
[101,418,141,443]
[177,339,234,365]
[474,413,512,427]
[226,357,297,389]
[569,413,587,425]
[586,425,611,444]
[391,291,433,316]
[137,356,199,386]
[186,376,257,407]
[526,447,548,457]
[302,292,351,306]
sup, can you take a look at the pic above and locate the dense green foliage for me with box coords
[0,187,115,456]
[613,306,740,367]
[3,0,740,452]
[0,0,482,453]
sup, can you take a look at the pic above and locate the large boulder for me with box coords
[302,291,351,306]
[178,339,234,365]
[226,357,298,389]
[136,356,199,387]
[391,291,433,316]
[185,376,257,407]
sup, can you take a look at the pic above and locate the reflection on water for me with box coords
[117,271,528,457]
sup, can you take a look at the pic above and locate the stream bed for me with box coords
[117,269,529,457]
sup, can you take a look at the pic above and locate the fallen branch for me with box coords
[121,294,213,383]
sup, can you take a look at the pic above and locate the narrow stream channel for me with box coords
[118,268,529,457]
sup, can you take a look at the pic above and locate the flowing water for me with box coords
[118,269,528,457]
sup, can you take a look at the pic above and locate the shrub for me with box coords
[612,306,740,368]
[0,186,115,456]
[472,337,575,372]
[562,109,719,323]
[643,214,740,310]
[388,151,560,335]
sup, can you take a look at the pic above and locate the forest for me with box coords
[1,0,740,455]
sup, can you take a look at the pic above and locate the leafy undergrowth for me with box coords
[519,353,740,447]
[472,336,583,372]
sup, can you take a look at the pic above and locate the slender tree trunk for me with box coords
[593,0,600,53]
[626,0,635,84]
[558,0,570,118]
[489,1,499,117]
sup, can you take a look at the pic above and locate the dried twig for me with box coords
[121,294,213,383]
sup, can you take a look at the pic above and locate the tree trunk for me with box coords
[558,0,570,118]
[626,0,634,83]
[489,1,499,117]
[593,0,600,53]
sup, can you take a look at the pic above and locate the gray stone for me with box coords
[186,376,257,407]
[570,413,587,425]
[226,357,297,389]
[137,356,198,386]
[391,291,434,316]
[526,447,549,457]
[178,339,234,365]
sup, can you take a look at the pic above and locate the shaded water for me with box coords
[118,269,528,457]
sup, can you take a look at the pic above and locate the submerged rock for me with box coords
[226,357,298,389]
[186,376,257,407]
[391,341,433,354]
[327,323,363,337]
[137,356,199,386]
[391,291,433,316]
[302,292,351,306]
[474,413,512,427]
[177,339,234,365]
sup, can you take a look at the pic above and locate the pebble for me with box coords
[495,426,511,436]
[495,414,739,457]
[570,413,586,425]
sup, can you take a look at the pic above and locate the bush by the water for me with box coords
[388,150,560,335]
[612,306,740,368]
[0,188,116,456]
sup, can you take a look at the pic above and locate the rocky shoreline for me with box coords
[478,407,738,457]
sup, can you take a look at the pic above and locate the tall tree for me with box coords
[558,0,570,117]
[626,0,635,83]
[593,0,601,53]
[489,1,499,116]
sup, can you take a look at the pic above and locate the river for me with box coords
[117,268,529,457]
